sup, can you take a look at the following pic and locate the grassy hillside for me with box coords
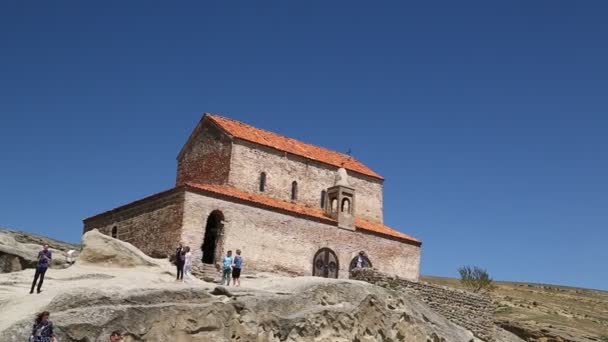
[422,276,608,342]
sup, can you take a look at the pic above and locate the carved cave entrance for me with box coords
[201,210,224,264]
[312,248,339,278]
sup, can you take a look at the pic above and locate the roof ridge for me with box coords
[205,113,360,162]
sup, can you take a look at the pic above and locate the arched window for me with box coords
[259,172,266,192]
[291,181,298,200]
[320,190,326,208]
[341,198,351,214]
[331,199,338,213]
[111,226,118,239]
[349,252,372,272]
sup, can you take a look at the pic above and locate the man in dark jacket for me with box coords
[30,244,52,294]
[175,242,184,281]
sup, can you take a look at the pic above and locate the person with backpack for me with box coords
[221,250,233,286]
[30,244,52,294]
[232,249,243,287]
[29,311,57,342]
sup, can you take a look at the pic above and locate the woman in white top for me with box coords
[183,246,193,282]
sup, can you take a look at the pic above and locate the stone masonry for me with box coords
[83,189,184,258]
[83,113,422,281]
[181,190,419,279]
[351,268,496,341]
[228,140,384,222]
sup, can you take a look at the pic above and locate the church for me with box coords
[83,113,422,280]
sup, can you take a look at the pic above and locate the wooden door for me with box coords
[313,248,339,278]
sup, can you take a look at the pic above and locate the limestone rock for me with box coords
[77,229,159,268]
[0,228,79,273]
[1,279,485,341]
[0,230,523,342]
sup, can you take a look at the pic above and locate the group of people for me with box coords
[26,242,245,341]
[175,243,244,286]
[219,249,243,286]
[27,245,124,341]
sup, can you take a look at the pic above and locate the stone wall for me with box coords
[82,189,184,258]
[181,190,419,280]
[228,140,384,223]
[351,268,495,341]
[176,119,232,186]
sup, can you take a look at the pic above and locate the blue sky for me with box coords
[1,1,606,290]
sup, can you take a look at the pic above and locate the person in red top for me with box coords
[30,244,52,294]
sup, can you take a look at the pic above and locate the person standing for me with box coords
[232,249,243,287]
[175,242,184,281]
[183,246,193,282]
[30,244,52,294]
[356,251,365,268]
[221,250,233,286]
[29,311,57,342]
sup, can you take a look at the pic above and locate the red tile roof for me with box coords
[184,182,420,245]
[205,114,383,180]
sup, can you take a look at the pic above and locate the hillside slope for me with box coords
[422,276,608,342]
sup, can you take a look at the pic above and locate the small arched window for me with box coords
[111,226,118,239]
[259,172,266,192]
[320,190,326,208]
[291,181,298,201]
[341,198,351,214]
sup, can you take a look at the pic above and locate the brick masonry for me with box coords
[181,190,419,280]
[83,114,421,280]
[228,140,384,223]
[351,268,496,342]
[82,189,185,258]
[176,120,232,186]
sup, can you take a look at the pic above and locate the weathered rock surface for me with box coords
[0,228,79,273]
[77,229,159,268]
[0,231,522,341]
[422,276,608,342]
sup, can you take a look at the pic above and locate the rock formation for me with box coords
[0,228,79,273]
[77,229,159,268]
[0,230,524,341]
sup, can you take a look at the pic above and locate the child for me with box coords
[221,250,233,286]
[232,249,243,287]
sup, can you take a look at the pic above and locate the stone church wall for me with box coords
[83,189,184,258]
[227,140,384,223]
[351,268,496,341]
[176,120,232,186]
[181,190,419,280]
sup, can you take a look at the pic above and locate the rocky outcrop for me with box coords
[0,230,524,341]
[1,280,489,342]
[352,268,496,342]
[0,228,79,273]
[77,229,159,268]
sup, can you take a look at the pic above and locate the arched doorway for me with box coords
[349,253,372,272]
[201,210,224,264]
[312,248,339,278]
